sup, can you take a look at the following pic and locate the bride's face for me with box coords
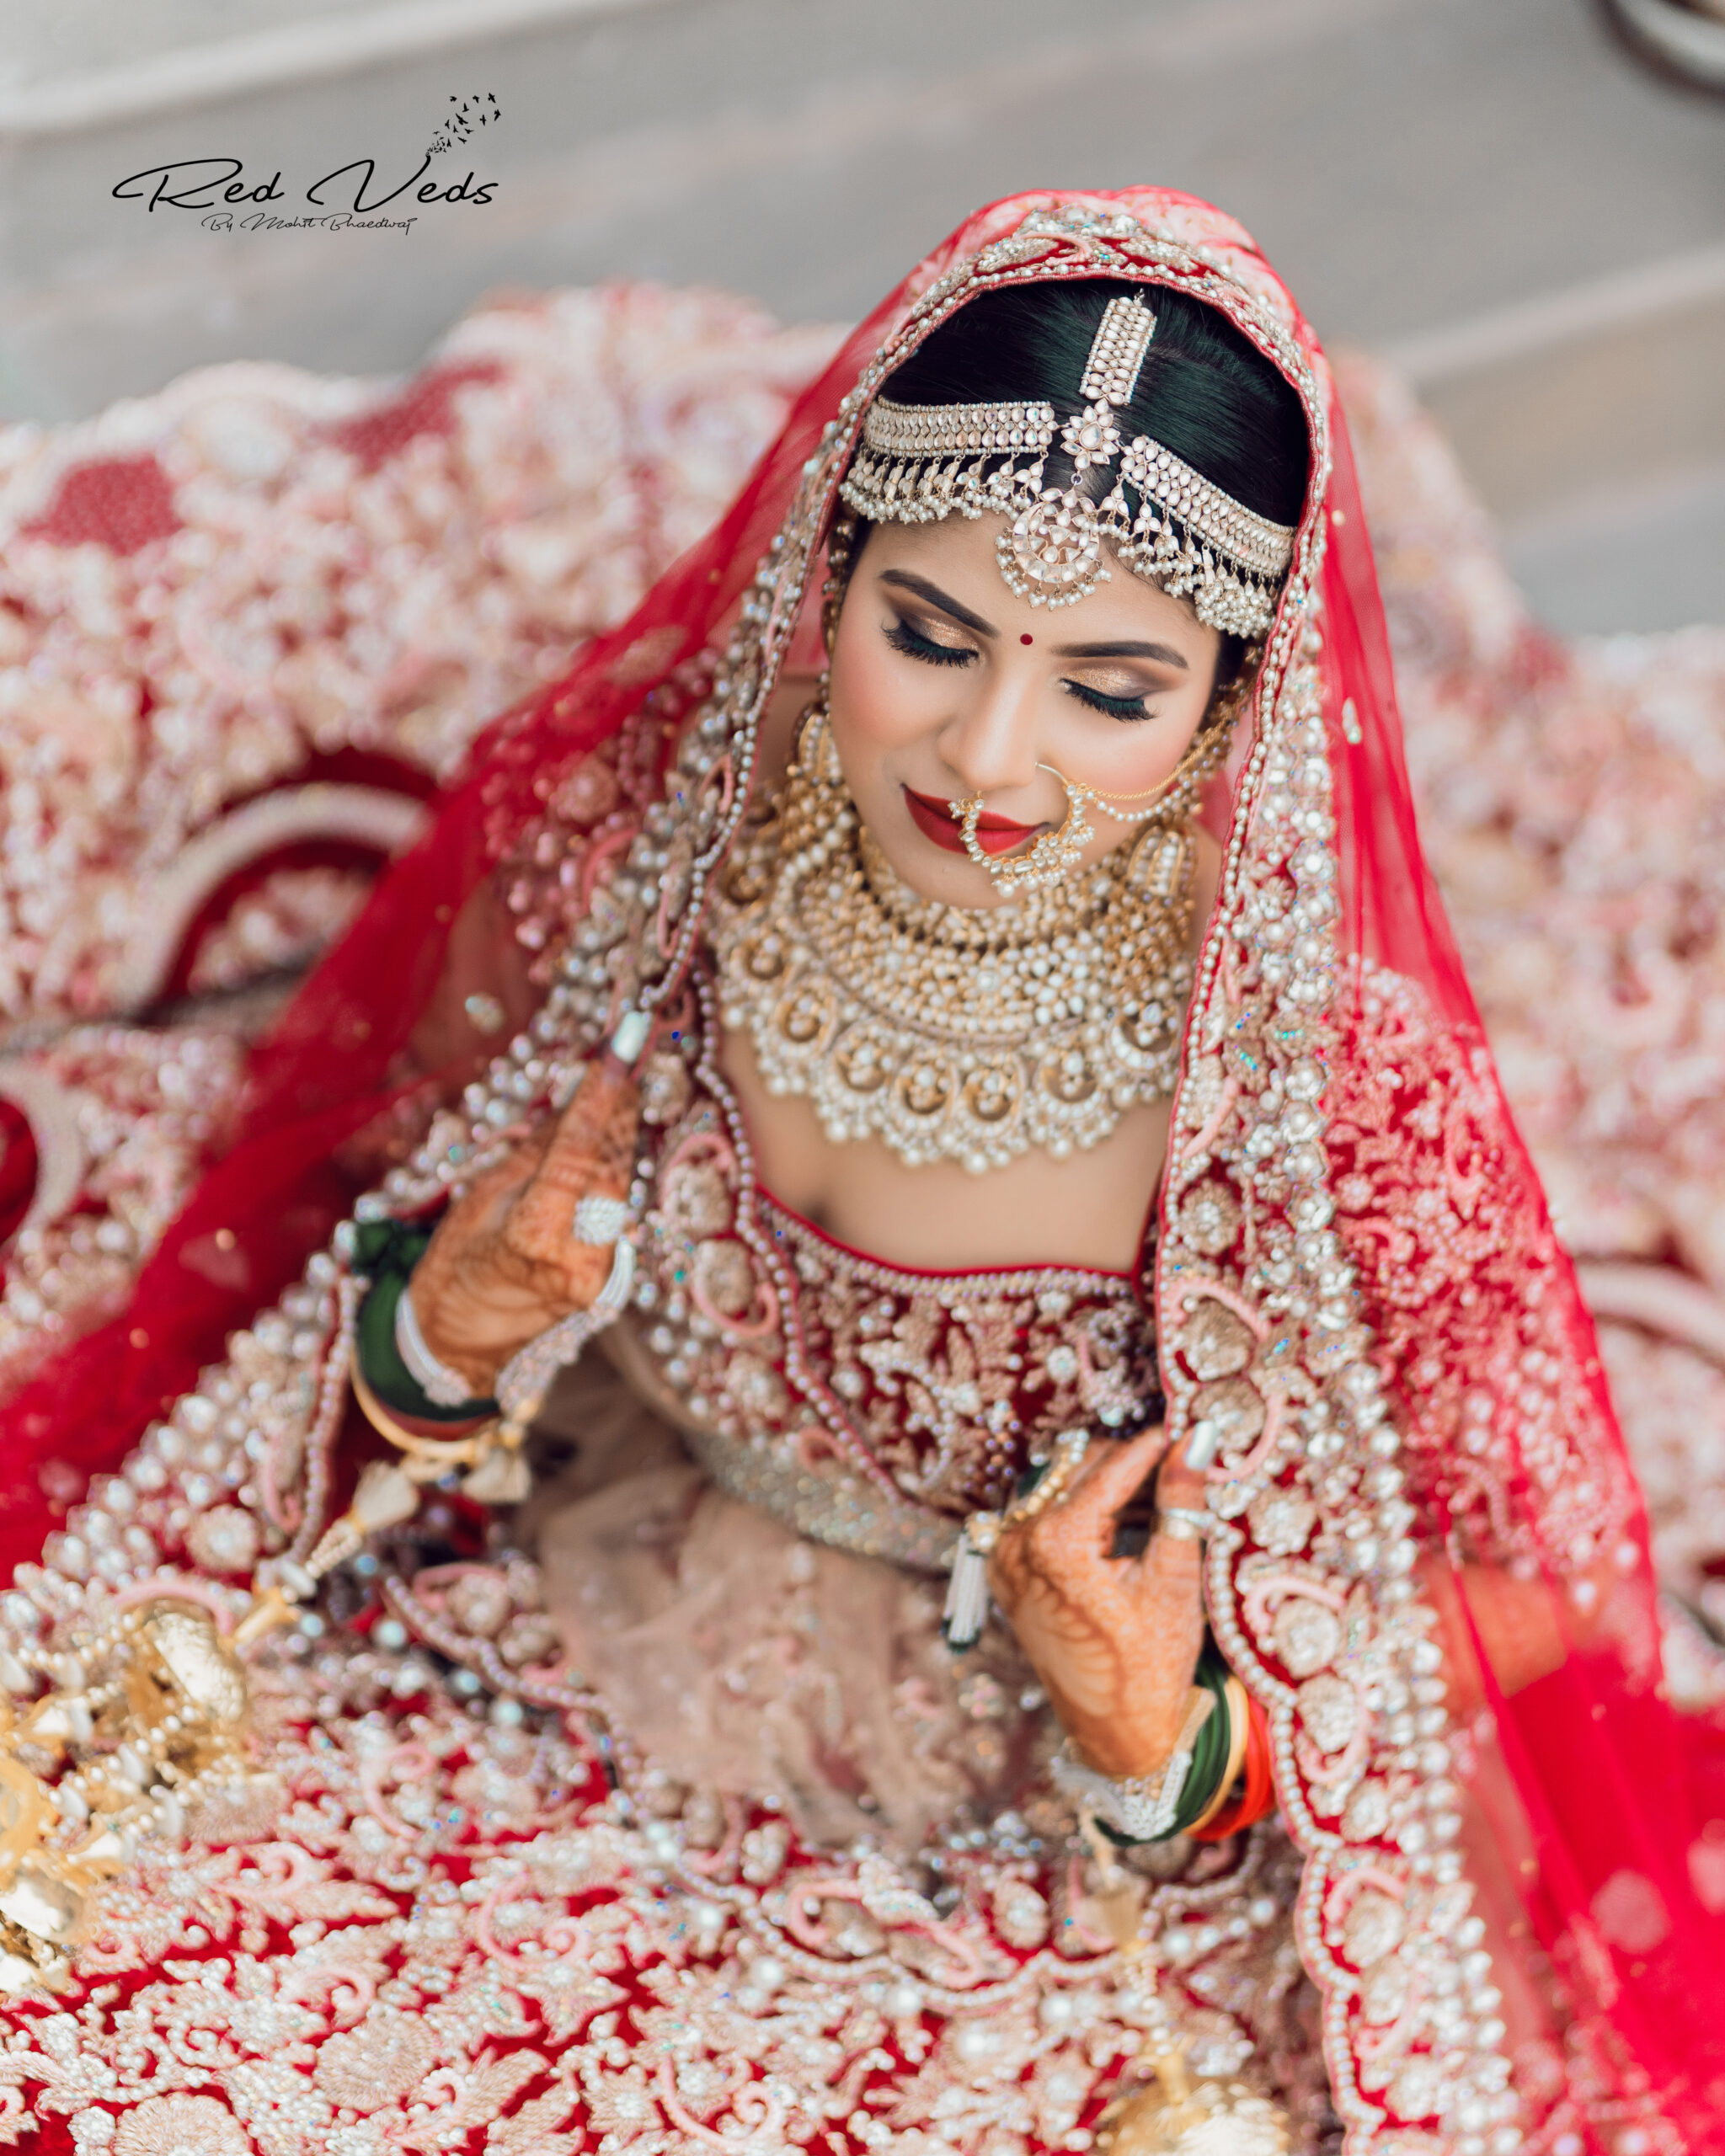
[826,512,1225,909]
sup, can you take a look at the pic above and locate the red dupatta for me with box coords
[3,190,1722,2151]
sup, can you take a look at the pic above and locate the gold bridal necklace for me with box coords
[712,698,1224,1175]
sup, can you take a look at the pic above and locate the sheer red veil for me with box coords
[5,191,1722,2150]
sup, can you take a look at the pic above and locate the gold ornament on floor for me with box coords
[1095,2053,1291,2156]
[713,701,1204,1173]
[0,1598,252,1993]
[0,1459,424,1996]
[1081,1819,1292,2156]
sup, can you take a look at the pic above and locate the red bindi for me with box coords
[1020,632,1033,645]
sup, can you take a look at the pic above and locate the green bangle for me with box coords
[353,1220,497,1425]
[1093,1641,1234,1847]
[1167,1646,1234,1836]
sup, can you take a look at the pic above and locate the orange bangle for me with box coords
[1188,1691,1276,1843]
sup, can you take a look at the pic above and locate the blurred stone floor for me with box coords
[0,0,1721,634]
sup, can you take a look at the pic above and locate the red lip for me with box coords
[903,785,1048,857]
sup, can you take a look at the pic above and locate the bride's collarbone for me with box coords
[716,1027,1166,1274]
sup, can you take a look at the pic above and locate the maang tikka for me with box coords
[841,292,1296,633]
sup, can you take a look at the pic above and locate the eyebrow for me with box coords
[877,569,996,639]
[1050,638,1189,669]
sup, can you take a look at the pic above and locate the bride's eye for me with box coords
[1064,678,1153,721]
[885,616,977,669]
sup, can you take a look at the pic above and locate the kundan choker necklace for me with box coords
[711,704,1198,1175]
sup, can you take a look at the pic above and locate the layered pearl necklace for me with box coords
[711,716,1197,1175]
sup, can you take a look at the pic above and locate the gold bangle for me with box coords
[350,1353,496,1470]
[1186,1673,1252,1835]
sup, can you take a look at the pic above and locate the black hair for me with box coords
[845,279,1311,686]
[884,278,1309,529]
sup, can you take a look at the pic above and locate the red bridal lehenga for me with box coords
[1,193,1723,2156]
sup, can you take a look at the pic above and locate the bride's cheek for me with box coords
[836,628,950,751]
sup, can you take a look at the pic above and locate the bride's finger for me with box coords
[1151,1438,1210,1516]
[423,1138,545,1261]
[1136,1439,1213,1600]
[504,1065,639,1262]
[1064,1424,1169,1523]
[534,1064,640,1199]
[1028,1424,1167,1572]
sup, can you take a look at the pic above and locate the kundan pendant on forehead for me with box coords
[1077,292,1158,405]
[841,288,1293,629]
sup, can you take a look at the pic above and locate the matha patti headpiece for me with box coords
[839,294,1295,633]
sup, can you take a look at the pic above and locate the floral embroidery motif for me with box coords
[0,1023,247,1407]
[0,1632,1328,2154]
[617,976,1163,1566]
[1322,969,1637,1582]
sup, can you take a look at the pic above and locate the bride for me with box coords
[0,190,1721,2156]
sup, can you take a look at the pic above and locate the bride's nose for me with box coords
[937,663,1046,800]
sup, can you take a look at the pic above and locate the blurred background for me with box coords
[0,0,1722,635]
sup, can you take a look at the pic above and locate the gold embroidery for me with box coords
[0,1657,1330,2154]
[622,997,1162,1566]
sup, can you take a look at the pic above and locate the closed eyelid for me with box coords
[1065,682,1151,717]
[1065,664,1156,695]
[885,609,976,653]
[884,616,978,669]
[896,607,970,638]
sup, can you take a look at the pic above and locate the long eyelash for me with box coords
[885,618,976,670]
[886,617,1151,720]
[1064,680,1152,721]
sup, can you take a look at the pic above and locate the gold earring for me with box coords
[820,510,860,655]
[776,680,855,867]
[791,680,845,785]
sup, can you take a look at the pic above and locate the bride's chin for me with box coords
[860,820,1012,910]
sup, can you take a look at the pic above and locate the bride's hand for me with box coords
[405,1059,641,1398]
[988,1425,1208,1780]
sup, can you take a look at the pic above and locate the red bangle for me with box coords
[1187,1692,1275,1842]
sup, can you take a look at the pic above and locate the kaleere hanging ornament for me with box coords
[0,1470,416,1994]
[1080,1818,1291,2156]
